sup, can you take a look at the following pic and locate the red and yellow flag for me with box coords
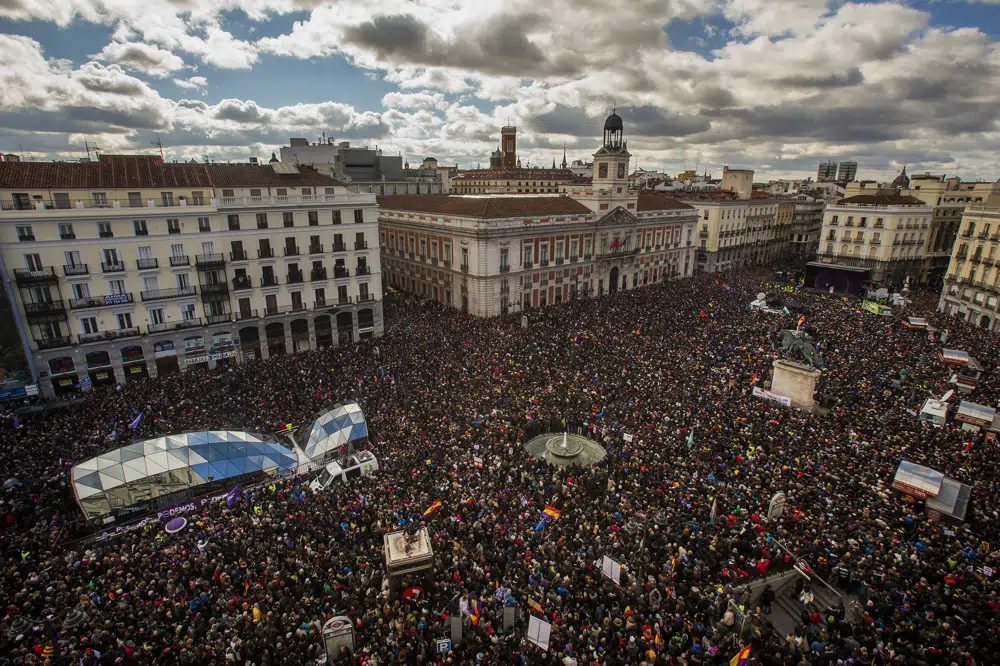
[543,505,561,520]
[423,499,442,516]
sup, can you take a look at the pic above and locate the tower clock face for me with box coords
[617,163,626,179]
[598,163,608,178]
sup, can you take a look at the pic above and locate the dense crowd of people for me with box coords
[2,267,999,665]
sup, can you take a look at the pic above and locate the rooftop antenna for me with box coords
[84,138,92,161]
[151,135,164,160]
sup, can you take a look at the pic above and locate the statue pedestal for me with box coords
[771,359,821,411]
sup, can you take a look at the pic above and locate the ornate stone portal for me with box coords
[771,359,821,411]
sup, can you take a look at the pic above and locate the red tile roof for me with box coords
[453,168,580,181]
[635,193,695,212]
[377,195,592,218]
[205,164,343,188]
[0,155,343,190]
[838,194,927,206]
[0,154,213,189]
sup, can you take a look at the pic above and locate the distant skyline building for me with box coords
[501,126,517,170]
[817,160,838,182]
[837,161,858,183]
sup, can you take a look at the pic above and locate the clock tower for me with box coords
[575,110,636,214]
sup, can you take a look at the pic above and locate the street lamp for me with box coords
[5,608,88,659]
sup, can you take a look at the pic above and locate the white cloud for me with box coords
[381,91,448,111]
[0,0,999,180]
[92,40,186,77]
[173,75,209,90]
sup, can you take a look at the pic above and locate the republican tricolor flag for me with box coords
[543,505,561,520]
[470,599,482,626]
[730,645,751,666]
[797,314,806,328]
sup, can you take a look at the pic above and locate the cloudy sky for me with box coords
[0,0,998,182]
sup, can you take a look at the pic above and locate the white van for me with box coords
[309,451,379,491]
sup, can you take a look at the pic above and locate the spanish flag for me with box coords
[730,645,751,666]
[543,505,561,520]
[423,499,442,516]
[749,372,758,388]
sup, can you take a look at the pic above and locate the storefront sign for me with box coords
[56,377,75,387]
[127,365,145,375]
[0,384,38,401]
[153,341,176,358]
[93,371,111,381]
[185,349,239,366]
[104,294,132,306]
[358,326,374,334]
[752,386,792,407]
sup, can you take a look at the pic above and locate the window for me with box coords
[332,210,342,225]
[308,211,318,226]
[191,191,205,205]
[462,248,469,267]
[302,188,312,196]
[109,279,126,295]
[265,294,278,313]
[570,239,578,258]
[58,223,75,239]
[80,316,99,335]
[116,313,133,330]
[181,303,196,321]
[314,287,325,305]
[555,242,563,261]
[64,250,82,267]
[167,218,180,234]
[133,220,148,236]
[103,248,120,266]
[222,189,234,198]
[72,283,90,300]
[256,213,268,229]
[227,214,240,231]
[161,192,174,207]
[23,253,42,271]
[276,188,287,197]
[142,276,160,292]
[16,225,33,241]
[500,248,509,268]
[354,209,364,224]
[249,189,262,198]
[93,192,107,206]
[149,308,165,326]
[284,212,295,227]
[177,273,191,290]
[356,232,366,249]
[359,283,369,299]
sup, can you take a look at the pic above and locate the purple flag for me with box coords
[226,483,242,508]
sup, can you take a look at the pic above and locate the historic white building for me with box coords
[818,179,933,284]
[378,113,698,316]
[0,156,382,396]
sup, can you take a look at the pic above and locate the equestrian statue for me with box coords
[774,329,822,369]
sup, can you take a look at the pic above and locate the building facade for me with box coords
[279,138,403,182]
[818,192,932,285]
[787,192,826,260]
[721,167,754,200]
[836,161,858,183]
[0,156,382,397]
[683,195,785,273]
[846,172,993,285]
[817,160,838,183]
[450,168,580,195]
[938,184,1000,331]
[377,114,698,317]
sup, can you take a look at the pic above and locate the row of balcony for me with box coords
[31,295,379,349]
[2,192,376,213]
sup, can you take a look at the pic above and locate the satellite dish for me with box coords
[756,292,766,301]
[941,389,955,402]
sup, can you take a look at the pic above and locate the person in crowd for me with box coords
[1,267,997,665]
